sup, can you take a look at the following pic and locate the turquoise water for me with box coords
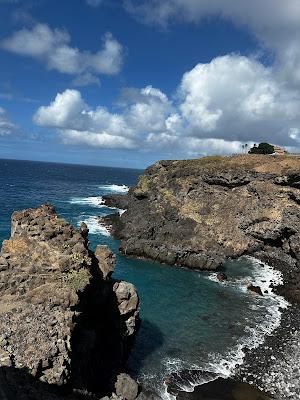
[0,159,286,395]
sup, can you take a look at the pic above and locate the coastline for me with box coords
[99,214,298,398]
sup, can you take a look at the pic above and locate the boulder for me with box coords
[115,373,139,400]
[95,245,116,280]
[247,284,263,296]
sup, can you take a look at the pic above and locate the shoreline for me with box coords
[237,303,300,399]
[161,258,291,400]
[99,208,298,398]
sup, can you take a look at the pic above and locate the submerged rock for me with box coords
[0,205,139,399]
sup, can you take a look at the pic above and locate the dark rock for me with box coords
[175,377,272,400]
[103,194,129,210]
[104,155,300,303]
[247,284,263,296]
[216,272,228,282]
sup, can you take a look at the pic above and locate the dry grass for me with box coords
[3,239,29,255]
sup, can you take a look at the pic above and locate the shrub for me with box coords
[248,142,274,154]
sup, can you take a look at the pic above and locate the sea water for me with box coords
[0,159,288,396]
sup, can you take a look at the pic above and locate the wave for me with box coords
[158,258,289,399]
[70,196,105,207]
[97,184,129,193]
[78,216,111,236]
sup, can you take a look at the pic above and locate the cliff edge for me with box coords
[103,155,300,304]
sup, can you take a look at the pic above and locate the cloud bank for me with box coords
[33,53,300,155]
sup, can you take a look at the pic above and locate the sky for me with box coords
[0,0,300,168]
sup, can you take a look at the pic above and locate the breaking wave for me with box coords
[97,184,129,193]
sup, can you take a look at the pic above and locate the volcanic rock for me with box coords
[247,284,263,296]
[0,205,139,399]
[104,155,300,303]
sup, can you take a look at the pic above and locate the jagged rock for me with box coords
[115,373,139,400]
[113,281,140,336]
[95,245,116,280]
[0,205,139,399]
[247,285,263,296]
[103,155,300,302]
[103,194,129,210]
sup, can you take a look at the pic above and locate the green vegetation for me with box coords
[248,142,274,154]
[65,268,91,292]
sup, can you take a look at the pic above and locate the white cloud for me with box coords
[1,24,123,77]
[0,107,18,135]
[178,55,300,144]
[62,130,136,149]
[125,0,300,86]
[33,51,300,154]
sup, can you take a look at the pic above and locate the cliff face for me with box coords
[104,155,300,303]
[0,205,139,399]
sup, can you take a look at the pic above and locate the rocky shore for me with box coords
[102,154,300,399]
[0,205,141,400]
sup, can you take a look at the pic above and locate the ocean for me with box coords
[0,158,288,397]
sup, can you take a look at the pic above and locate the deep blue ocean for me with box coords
[0,159,287,396]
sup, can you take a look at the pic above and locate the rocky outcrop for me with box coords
[0,205,139,399]
[103,195,129,211]
[103,155,300,303]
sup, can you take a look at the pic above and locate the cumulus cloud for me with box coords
[33,51,300,155]
[179,55,300,144]
[1,24,123,77]
[125,0,300,86]
[33,86,173,150]
[0,107,18,135]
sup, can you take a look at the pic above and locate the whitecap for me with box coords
[70,196,105,207]
[98,184,129,193]
[78,216,111,236]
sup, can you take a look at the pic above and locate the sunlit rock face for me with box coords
[0,204,139,400]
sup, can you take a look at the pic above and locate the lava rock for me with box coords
[247,284,263,296]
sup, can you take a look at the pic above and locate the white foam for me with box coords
[159,258,289,398]
[98,184,129,193]
[70,196,105,207]
[78,216,111,236]
[203,257,289,377]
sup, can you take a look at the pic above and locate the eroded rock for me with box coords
[0,205,140,399]
[104,155,300,302]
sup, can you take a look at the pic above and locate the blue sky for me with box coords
[0,0,300,168]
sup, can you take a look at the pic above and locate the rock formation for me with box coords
[0,205,140,399]
[103,155,300,303]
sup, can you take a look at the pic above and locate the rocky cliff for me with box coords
[103,155,300,303]
[0,205,140,400]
